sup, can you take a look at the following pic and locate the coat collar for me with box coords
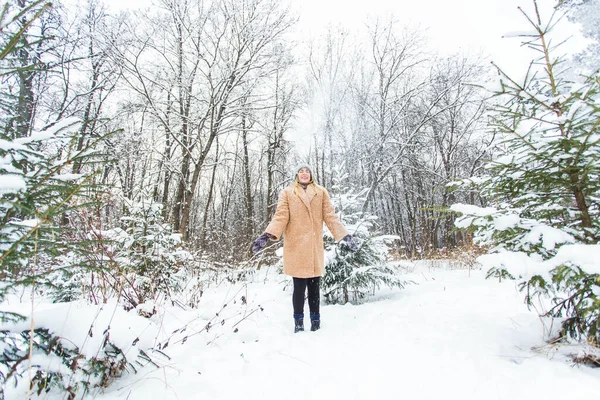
[297,183,317,211]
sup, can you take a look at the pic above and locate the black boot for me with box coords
[310,313,320,331]
[293,313,304,333]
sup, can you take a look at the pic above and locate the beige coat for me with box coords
[265,182,348,278]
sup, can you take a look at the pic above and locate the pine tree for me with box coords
[322,168,407,304]
[451,1,600,344]
[0,3,129,398]
[0,0,106,323]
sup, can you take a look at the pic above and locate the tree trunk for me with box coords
[242,112,254,239]
[570,171,593,240]
[201,139,219,248]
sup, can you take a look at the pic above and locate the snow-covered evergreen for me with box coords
[451,2,600,344]
[322,169,408,304]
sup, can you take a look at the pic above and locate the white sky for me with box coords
[297,0,589,76]
[103,0,587,76]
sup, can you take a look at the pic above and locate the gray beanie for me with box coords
[293,163,312,175]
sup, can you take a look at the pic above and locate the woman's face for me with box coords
[297,167,311,184]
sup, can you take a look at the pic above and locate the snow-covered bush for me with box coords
[451,2,600,344]
[0,299,164,400]
[106,197,191,310]
[49,196,192,311]
[323,169,407,304]
[0,328,127,398]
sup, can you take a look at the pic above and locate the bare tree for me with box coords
[299,16,491,255]
[358,17,430,214]
[305,25,354,186]
[116,0,294,241]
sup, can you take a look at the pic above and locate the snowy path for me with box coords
[100,265,599,400]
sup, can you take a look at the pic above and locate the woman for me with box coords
[252,164,358,333]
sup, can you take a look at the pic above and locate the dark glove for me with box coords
[252,233,274,254]
[340,234,359,252]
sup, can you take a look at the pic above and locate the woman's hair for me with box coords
[292,179,323,197]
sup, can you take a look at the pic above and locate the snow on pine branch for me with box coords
[478,244,600,281]
[451,203,576,252]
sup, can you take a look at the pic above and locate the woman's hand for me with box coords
[340,234,359,252]
[252,233,274,254]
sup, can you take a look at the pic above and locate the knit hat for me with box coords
[293,163,312,175]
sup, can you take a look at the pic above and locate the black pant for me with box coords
[293,277,320,316]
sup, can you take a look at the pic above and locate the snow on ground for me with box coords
[6,261,600,399]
